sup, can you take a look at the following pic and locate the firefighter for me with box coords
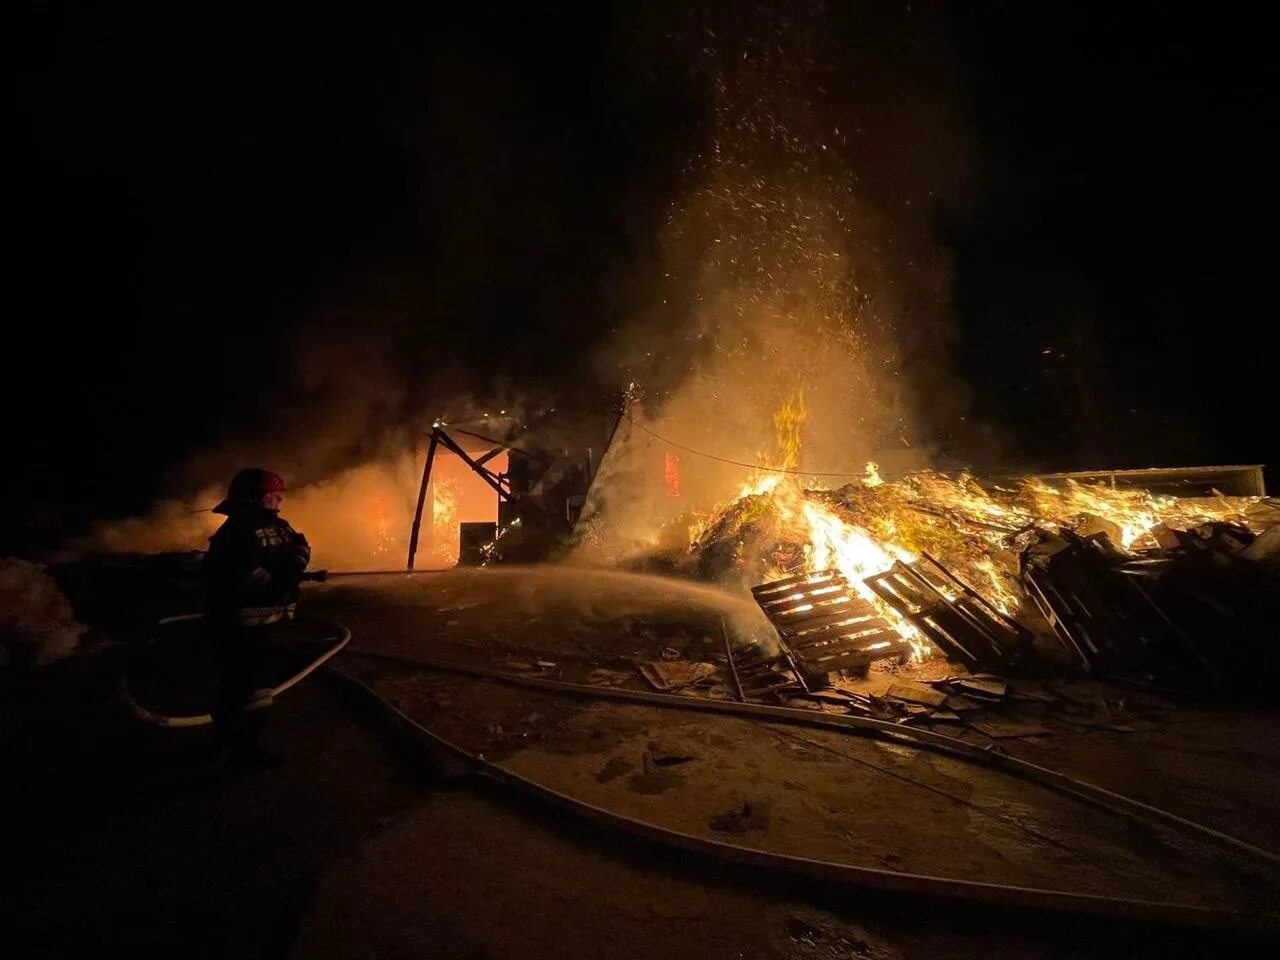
[202,468,311,768]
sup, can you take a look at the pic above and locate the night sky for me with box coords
[9,2,1277,551]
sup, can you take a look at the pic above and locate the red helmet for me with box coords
[258,470,286,495]
[213,468,286,514]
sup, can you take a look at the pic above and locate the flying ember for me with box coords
[686,397,1268,663]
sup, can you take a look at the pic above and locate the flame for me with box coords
[734,386,807,500]
[371,498,392,556]
[1021,477,1193,549]
[803,499,908,578]
[431,477,459,562]
[801,496,931,657]
[771,386,807,472]
[689,399,1263,664]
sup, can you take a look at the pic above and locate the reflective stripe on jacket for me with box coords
[235,602,299,627]
[204,507,311,624]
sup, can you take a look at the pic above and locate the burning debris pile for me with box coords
[1021,519,1280,689]
[684,467,1280,695]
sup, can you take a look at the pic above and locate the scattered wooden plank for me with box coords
[970,719,1051,739]
[885,682,948,708]
[638,660,717,691]
[953,677,1007,698]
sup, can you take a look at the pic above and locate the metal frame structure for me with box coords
[406,427,526,570]
[991,464,1267,498]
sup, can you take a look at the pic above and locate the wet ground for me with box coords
[308,569,1280,855]
[6,565,1280,957]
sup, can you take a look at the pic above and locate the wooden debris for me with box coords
[806,689,869,712]
[866,695,899,721]
[952,676,1007,698]
[885,682,948,708]
[731,645,802,698]
[722,617,745,702]
[638,660,718,692]
[585,668,635,687]
[1008,681,1058,702]
[970,719,1052,739]
[1017,525,1280,690]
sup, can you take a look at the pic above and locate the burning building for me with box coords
[405,412,620,568]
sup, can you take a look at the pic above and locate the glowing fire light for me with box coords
[371,498,391,556]
[432,477,460,563]
[688,391,1264,664]
[664,451,682,497]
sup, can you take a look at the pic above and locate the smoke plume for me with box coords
[74,4,989,567]
[576,3,986,562]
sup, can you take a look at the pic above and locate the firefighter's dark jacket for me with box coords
[203,505,311,626]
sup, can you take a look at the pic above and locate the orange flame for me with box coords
[371,497,392,556]
[431,477,459,563]
[690,397,1264,662]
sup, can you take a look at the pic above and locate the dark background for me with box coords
[8,1,1277,551]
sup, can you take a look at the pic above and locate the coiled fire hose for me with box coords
[123,615,1280,933]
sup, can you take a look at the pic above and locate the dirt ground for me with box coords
[308,569,1280,851]
[6,565,1280,958]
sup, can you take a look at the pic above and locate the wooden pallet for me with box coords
[726,644,802,698]
[863,555,1027,669]
[752,570,911,685]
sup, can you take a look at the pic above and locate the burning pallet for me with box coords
[864,553,1029,671]
[681,443,1276,694]
[751,569,912,687]
[1019,526,1280,689]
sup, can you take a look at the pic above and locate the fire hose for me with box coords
[121,616,1280,933]
[326,645,1280,870]
[120,571,348,728]
[324,653,1280,935]
[120,614,350,727]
